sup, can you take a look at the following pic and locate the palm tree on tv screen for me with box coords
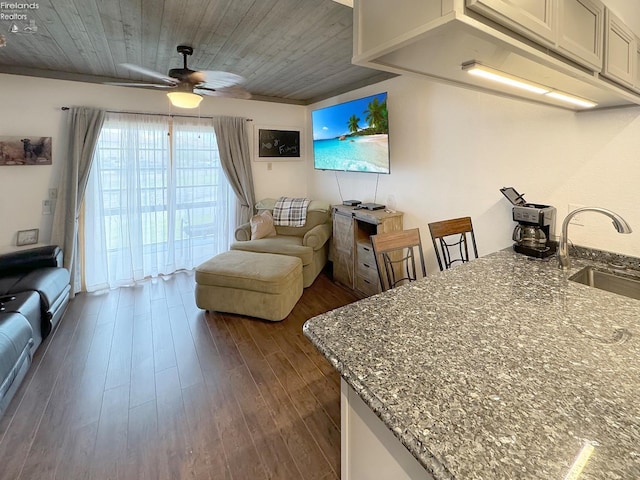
[347,115,361,134]
[364,98,388,134]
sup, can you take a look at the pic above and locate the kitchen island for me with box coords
[303,249,640,479]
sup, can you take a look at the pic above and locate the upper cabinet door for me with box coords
[557,0,604,71]
[603,9,636,88]
[466,0,557,46]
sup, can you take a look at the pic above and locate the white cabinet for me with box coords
[557,0,604,71]
[466,0,557,46]
[354,0,444,56]
[603,9,636,88]
[468,0,606,71]
[467,1,640,84]
[353,0,640,109]
[341,380,435,480]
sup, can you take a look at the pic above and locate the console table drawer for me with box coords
[356,242,375,264]
[355,274,379,297]
[356,260,379,283]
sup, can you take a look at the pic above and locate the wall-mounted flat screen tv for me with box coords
[311,92,390,174]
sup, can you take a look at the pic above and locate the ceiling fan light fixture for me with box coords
[115,46,249,104]
[167,91,203,108]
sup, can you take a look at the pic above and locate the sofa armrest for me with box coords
[0,245,63,274]
[234,223,251,242]
[303,223,332,250]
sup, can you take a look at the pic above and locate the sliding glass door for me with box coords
[83,113,235,291]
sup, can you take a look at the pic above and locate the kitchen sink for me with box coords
[569,266,640,301]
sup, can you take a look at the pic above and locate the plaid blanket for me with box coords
[272,196,310,227]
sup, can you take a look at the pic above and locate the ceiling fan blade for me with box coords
[120,63,176,84]
[190,70,245,88]
[105,82,176,89]
[195,85,252,100]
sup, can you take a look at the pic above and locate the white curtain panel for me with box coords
[51,106,106,297]
[83,113,235,291]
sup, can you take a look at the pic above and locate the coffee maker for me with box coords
[500,187,557,258]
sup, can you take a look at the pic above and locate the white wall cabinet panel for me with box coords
[354,0,443,56]
[557,0,604,71]
[354,0,640,109]
[466,0,557,46]
[603,9,636,88]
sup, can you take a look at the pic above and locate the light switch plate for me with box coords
[42,199,52,215]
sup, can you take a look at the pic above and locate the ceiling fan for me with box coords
[107,45,251,108]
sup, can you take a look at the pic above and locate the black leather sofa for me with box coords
[0,245,70,416]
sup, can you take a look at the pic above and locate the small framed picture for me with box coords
[254,125,302,161]
[0,137,52,166]
[17,228,39,246]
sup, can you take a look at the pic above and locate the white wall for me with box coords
[305,76,640,272]
[2,72,639,270]
[0,73,306,248]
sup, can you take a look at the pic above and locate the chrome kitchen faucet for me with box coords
[558,207,632,270]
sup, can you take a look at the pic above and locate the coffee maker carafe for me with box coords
[500,187,557,258]
[512,224,547,247]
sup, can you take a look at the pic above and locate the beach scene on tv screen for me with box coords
[312,92,389,173]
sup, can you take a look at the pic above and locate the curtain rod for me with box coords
[60,107,252,121]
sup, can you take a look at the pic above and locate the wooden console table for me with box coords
[332,205,403,297]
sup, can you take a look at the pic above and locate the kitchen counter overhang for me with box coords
[303,249,640,479]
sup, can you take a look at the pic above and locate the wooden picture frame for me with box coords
[254,126,302,161]
[16,228,39,246]
[0,136,52,165]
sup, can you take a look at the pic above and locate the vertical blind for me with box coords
[83,113,235,291]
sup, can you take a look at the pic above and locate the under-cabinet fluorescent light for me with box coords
[544,91,597,108]
[462,62,598,109]
[462,62,549,94]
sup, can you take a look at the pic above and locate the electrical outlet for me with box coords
[49,188,57,199]
[387,195,397,210]
[42,199,52,215]
[568,203,585,226]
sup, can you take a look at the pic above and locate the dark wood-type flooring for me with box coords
[0,270,358,479]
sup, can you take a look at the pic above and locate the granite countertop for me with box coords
[303,248,640,479]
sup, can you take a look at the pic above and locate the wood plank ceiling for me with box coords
[0,0,395,104]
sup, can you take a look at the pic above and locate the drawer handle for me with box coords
[363,246,371,252]
[363,263,370,268]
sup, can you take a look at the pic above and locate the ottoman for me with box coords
[195,250,303,321]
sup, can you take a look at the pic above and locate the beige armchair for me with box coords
[231,198,332,287]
